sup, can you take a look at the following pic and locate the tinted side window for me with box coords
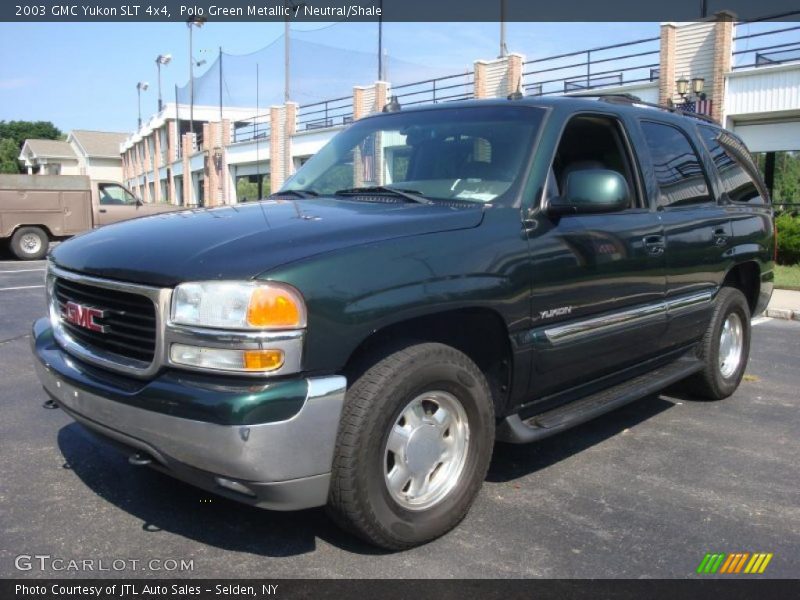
[698,126,765,204]
[641,121,710,207]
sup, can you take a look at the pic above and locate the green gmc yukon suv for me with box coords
[32,96,774,549]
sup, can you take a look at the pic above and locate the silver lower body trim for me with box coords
[33,337,346,508]
[543,290,715,346]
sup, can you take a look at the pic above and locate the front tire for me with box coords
[10,226,48,260]
[327,342,495,550]
[686,287,751,400]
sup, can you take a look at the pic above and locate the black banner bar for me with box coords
[3,579,800,600]
[2,0,800,22]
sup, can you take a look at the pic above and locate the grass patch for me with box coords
[775,264,800,290]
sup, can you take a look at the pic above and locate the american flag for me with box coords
[360,136,376,183]
[686,98,712,116]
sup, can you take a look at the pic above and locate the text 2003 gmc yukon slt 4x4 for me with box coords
[32,96,774,549]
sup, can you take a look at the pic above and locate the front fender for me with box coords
[263,207,531,374]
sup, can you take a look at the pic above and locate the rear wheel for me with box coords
[685,287,751,400]
[327,342,495,550]
[10,226,48,260]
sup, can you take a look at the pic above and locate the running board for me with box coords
[497,356,703,444]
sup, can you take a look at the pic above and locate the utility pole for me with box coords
[499,0,507,58]
[284,1,291,102]
[136,81,149,129]
[187,16,206,135]
[156,54,172,113]
[378,0,383,80]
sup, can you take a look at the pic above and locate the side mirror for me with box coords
[135,198,143,207]
[548,169,630,215]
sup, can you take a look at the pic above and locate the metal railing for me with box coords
[522,36,660,97]
[233,114,271,143]
[392,71,474,107]
[297,95,353,131]
[733,11,800,70]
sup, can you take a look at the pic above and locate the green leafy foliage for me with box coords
[0,120,63,148]
[775,212,800,265]
[0,120,64,174]
[0,138,20,173]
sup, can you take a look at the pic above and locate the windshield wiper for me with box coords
[271,189,319,199]
[334,186,432,204]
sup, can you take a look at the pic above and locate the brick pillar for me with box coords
[473,53,525,99]
[269,106,285,192]
[507,53,523,96]
[167,121,176,204]
[142,137,152,203]
[374,81,389,112]
[353,86,366,119]
[474,61,487,98]
[352,84,378,187]
[711,11,735,124]
[182,133,192,206]
[202,123,213,206]
[152,130,161,203]
[221,119,231,204]
[285,102,297,180]
[658,23,677,106]
[167,120,177,162]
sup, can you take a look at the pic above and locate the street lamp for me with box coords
[676,76,689,97]
[187,15,207,135]
[155,54,172,113]
[675,75,706,112]
[136,81,149,129]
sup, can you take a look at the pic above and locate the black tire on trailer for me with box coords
[10,226,49,260]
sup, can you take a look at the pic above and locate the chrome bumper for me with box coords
[31,318,346,510]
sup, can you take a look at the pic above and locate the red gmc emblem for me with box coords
[62,301,108,333]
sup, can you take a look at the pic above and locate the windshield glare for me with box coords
[282,105,545,203]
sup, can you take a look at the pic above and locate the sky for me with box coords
[1,21,663,134]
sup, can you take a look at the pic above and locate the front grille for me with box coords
[54,277,157,364]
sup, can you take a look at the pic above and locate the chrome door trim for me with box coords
[541,289,715,346]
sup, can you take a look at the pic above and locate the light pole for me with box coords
[136,81,149,129]
[499,0,507,58]
[187,16,206,135]
[378,0,383,80]
[284,1,305,103]
[155,54,172,113]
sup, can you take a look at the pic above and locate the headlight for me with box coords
[171,281,306,330]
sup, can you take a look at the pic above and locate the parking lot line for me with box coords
[0,269,45,273]
[0,285,44,291]
[751,316,772,326]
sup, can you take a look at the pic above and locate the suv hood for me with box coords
[51,198,485,287]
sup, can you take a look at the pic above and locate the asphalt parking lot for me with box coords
[1,253,798,579]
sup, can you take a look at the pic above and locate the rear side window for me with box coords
[698,126,766,204]
[641,121,711,208]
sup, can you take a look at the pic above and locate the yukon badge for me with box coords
[539,306,573,319]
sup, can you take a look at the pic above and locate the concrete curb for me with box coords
[765,308,800,321]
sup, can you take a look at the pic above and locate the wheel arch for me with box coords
[342,307,513,417]
[722,260,760,315]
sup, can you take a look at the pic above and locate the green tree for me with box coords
[0,120,63,174]
[0,138,20,173]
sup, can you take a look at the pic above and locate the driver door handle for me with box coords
[643,235,665,256]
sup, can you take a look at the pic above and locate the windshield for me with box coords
[281,105,545,204]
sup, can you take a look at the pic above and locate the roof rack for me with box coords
[581,92,718,124]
